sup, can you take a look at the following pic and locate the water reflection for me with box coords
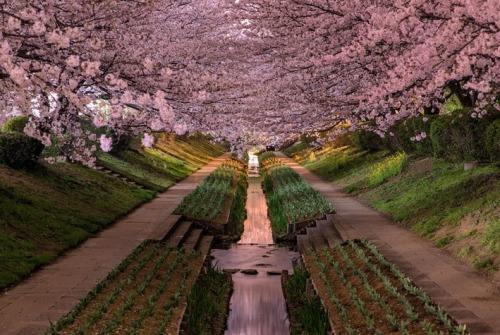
[238,177,274,245]
[211,245,298,335]
[227,276,289,335]
[211,152,297,335]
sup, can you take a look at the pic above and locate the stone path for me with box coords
[0,153,229,335]
[276,152,500,335]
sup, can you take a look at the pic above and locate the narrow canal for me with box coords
[210,153,298,335]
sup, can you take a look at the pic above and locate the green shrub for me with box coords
[384,116,434,156]
[485,120,500,162]
[0,133,44,169]
[429,109,498,162]
[367,152,409,187]
[352,130,383,151]
[111,134,133,153]
[1,115,29,133]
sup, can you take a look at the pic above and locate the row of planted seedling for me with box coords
[261,158,333,235]
[260,156,283,172]
[221,157,246,172]
[305,240,467,335]
[257,151,277,166]
[47,240,203,335]
[175,158,245,221]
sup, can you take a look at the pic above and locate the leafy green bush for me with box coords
[485,120,500,162]
[367,152,409,187]
[111,134,133,153]
[429,109,498,162]
[352,130,383,151]
[263,165,334,234]
[383,116,434,156]
[1,115,29,133]
[0,133,44,169]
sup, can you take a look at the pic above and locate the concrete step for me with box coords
[196,235,214,255]
[165,221,193,248]
[316,219,342,248]
[327,214,361,241]
[182,228,203,252]
[297,234,312,253]
[149,214,182,241]
[306,226,327,251]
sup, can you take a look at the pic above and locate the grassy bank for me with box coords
[287,143,500,277]
[183,263,233,335]
[282,266,331,335]
[97,134,225,191]
[0,135,225,290]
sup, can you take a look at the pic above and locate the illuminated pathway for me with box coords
[211,153,298,335]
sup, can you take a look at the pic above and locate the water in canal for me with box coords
[211,153,298,335]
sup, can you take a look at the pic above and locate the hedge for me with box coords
[352,129,383,151]
[429,109,497,162]
[0,133,44,169]
[383,115,434,157]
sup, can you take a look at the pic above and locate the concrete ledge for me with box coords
[149,215,183,241]
[327,214,361,241]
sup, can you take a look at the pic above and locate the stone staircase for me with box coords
[149,214,214,255]
[95,165,144,188]
[297,214,360,253]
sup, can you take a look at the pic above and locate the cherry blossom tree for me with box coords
[1,0,498,163]
[234,0,499,137]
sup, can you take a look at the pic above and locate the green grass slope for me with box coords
[0,135,225,290]
[97,134,225,191]
[288,142,500,278]
[0,163,155,290]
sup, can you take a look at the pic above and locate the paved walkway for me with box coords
[276,152,500,335]
[0,153,229,335]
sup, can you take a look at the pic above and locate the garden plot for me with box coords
[175,158,247,236]
[47,240,203,335]
[175,158,248,238]
[303,240,467,335]
[261,156,334,236]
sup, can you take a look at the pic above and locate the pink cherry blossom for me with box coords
[141,133,155,148]
[0,0,497,163]
[99,135,113,152]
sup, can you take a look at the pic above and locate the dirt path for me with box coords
[0,153,229,335]
[275,152,500,335]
